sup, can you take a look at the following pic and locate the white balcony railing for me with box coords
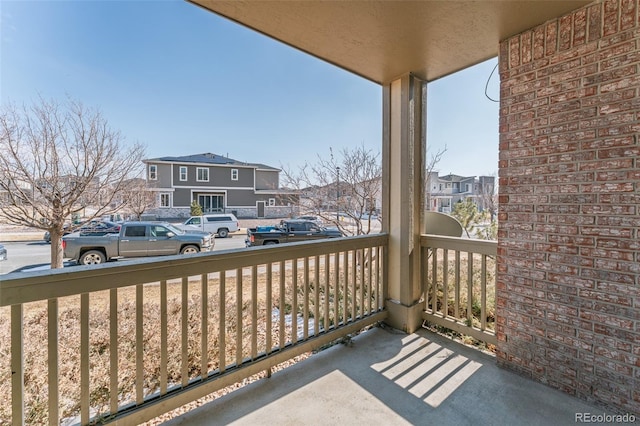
[1,234,387,425]
[420,234,497,346]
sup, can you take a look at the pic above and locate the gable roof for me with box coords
[144,153,280,171]
[439,174,474,183]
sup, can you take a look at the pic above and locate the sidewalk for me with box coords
[0,231,43,242]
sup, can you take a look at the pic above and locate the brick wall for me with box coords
[497,0,639,414]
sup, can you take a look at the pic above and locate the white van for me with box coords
[178,214,239,238]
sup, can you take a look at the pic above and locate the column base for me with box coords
[384,299,423,334]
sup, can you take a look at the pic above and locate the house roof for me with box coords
[144,153,280,171]
[188,0,591,84]
[439,174,474,183]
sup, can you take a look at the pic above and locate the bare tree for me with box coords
[281,144,381,236]
[0,98,145,268]
[424,146,447,211]
[477,173,498,219]
[119,177,156,220]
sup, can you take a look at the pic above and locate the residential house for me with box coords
[0,177,31,206]
[143,153,298,218]
[426,172,495,213]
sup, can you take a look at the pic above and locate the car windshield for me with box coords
[164,224,184,234]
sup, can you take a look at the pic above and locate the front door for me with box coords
[257,201,265,218]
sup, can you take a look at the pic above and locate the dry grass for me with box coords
[0,255,381,425]
[424,250,497,349]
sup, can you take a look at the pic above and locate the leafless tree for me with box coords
[0,98,146,268]
[477,173,498,219]
[424,146,447,211]
[119,177,157,220]
[281,144,381,236]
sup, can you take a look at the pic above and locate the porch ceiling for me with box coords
[188,0,591,84]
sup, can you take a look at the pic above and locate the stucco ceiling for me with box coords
[188,0,591,84]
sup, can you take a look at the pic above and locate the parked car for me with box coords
[44,220,121,242]
[246,219,343,246]
[0,244,7,261]
[63,221,214,265]
[44,225,72,243]
[78,220,121,236]
[176,214,239,238]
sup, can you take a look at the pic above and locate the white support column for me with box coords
[382,73,426,333]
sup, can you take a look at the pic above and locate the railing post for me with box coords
[11,304,24,426]
[382,73,426,333]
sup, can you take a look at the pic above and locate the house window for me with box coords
[231,169,238,181]
[179,166,187,181]
[197,167,209,182]
[268,198,276,206]
[160,193,171,208]
[149,165,157,180]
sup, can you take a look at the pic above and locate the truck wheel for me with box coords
[181,245,199,254]
[80,250,106,265]
[264,241,278,245]
[217,228,229,238]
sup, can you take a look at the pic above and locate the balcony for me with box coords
[0,234,603,425]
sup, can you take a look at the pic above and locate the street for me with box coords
[0,235,248,275]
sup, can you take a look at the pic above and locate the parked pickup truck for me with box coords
[246,219,343,247]
[176,214,239,238]
[63,222,214,265]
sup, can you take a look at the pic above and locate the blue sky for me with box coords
[1,0,499,178]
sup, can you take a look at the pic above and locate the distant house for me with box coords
[426,172,495,213]
[299,176,382,219]
[143,153,298,219]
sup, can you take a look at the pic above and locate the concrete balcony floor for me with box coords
[165,326,602,426]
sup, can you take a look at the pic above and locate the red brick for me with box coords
[581,226,634,238]
[521,31,533,64]
[580,182,635,193]
[578,158,634,171]
[587,3,603,42]
[509,36,521,68]
[598,145,640,158]
[596,238,640,251]
[581,135,635,149]
[603,0,621,37]
[584,63,638,86]
[499,40,510,72]
[580,247,635,261]
[559,15,574,50]
[620,0,637,30]
[582,268,637,286]
[599,46,640,70]
[533,26,546,60]
[574,8,588,45]
[546,21,558,56]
